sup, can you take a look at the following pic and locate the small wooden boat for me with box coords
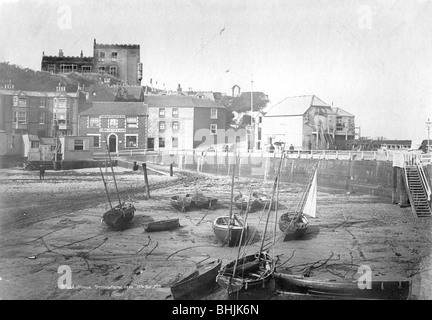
[100,147,136,231]
[252,192,276,210]
[274,273,412,300]
[216,251,275,300]
[279,212,309,237]
[103,203,135,230]
[212,215,248,247]
[188,192,218,209]
[170,195,192,212]
[170,259,222,300]
[279,164,318,238]
[145,218,180,232]
[234,194,261,212]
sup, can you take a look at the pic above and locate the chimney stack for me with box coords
[177,84,182,95]
[80,50,83,58]
[59,49,64,57]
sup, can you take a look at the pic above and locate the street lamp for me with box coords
[426,118,432,153]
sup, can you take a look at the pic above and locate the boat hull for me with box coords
[170,259,222,300]
[170,195,192,212]
[145,218,180,232]
[103,204,135,230]
[278,212,309,237]
[274,273,412,300]
[234,194,261,212]
[212,216,248,247]
[189,194,218,209]
[217,252,275,300]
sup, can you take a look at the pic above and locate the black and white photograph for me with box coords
[0,0,431,306]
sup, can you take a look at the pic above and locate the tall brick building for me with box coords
[41,39,143,86]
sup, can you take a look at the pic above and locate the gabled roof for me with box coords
[79,101,147,116]
[264,95,330,117]
[331,107,355,117]
[145,95,225,109]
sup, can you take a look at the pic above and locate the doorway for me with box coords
[147,138,154,151]
[108,134,117,153]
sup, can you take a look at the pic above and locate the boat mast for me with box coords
[259,147,285,256]
[227,151,237,245]
[99,167,113,210]
[106,144,123,209]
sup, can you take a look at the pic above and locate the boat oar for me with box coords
[99,167,113,211]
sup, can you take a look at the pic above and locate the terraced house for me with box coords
[0,83,86,161]
[145,93,226,151]
[78,101,148,153]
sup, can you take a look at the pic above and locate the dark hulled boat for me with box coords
[102,203,135,231]
[145,218,180,232]
[274,272,412,300]
[216,251,275,300]
[170,259,222,300]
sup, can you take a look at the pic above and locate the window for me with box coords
[99,52,105,61]
[48,64,55,73]
[31,141,39,149]
[159,137,165,148]
[109,66,117,77]
[59,64,77,73]
[56,112,66,125]
[89,116,100,128]
[13,111,17,123]
[18,111,27,124]
[39,111,46,124]
[82,66,92,73]
[159,121,165,132]
[74,139,84,150]
[126,117,138,128]
[210,124,217,135]
[111,52,117,61]
[172,108,178,117]
[125,135,138,148]
[98,66,106,74]
[172,137,178,148]
[18,98,26,107]
[39,98,46,108]
[57,98,66,108]
[88,135,100,148]
[211,108,218,119]
[159,108,165,117]
[13,96,18,106]
[108,118,118,128]
[172,121,179,131]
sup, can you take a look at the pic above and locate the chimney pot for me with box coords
[59,49,63,57]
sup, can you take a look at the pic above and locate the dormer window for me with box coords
[99,52,105,61]
[111,52,117,61]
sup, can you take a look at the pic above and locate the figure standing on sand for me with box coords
[132,161,139,171]
[39,165,45,180]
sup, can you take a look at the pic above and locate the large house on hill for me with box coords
[261,95,355,151]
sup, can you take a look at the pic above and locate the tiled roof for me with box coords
[79,101,147,116]
[145,95,225,109]
[332,107,355,117]
[265,95,330,117]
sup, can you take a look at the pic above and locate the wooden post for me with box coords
[142,163,151,199]
[392,167,398,204]
[398,168,408,207]
[170,163,173,177]
[346,159,352,192]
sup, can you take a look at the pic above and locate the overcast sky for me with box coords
[0,0,431,141]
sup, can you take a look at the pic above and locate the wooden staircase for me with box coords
[404,165,431,217]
